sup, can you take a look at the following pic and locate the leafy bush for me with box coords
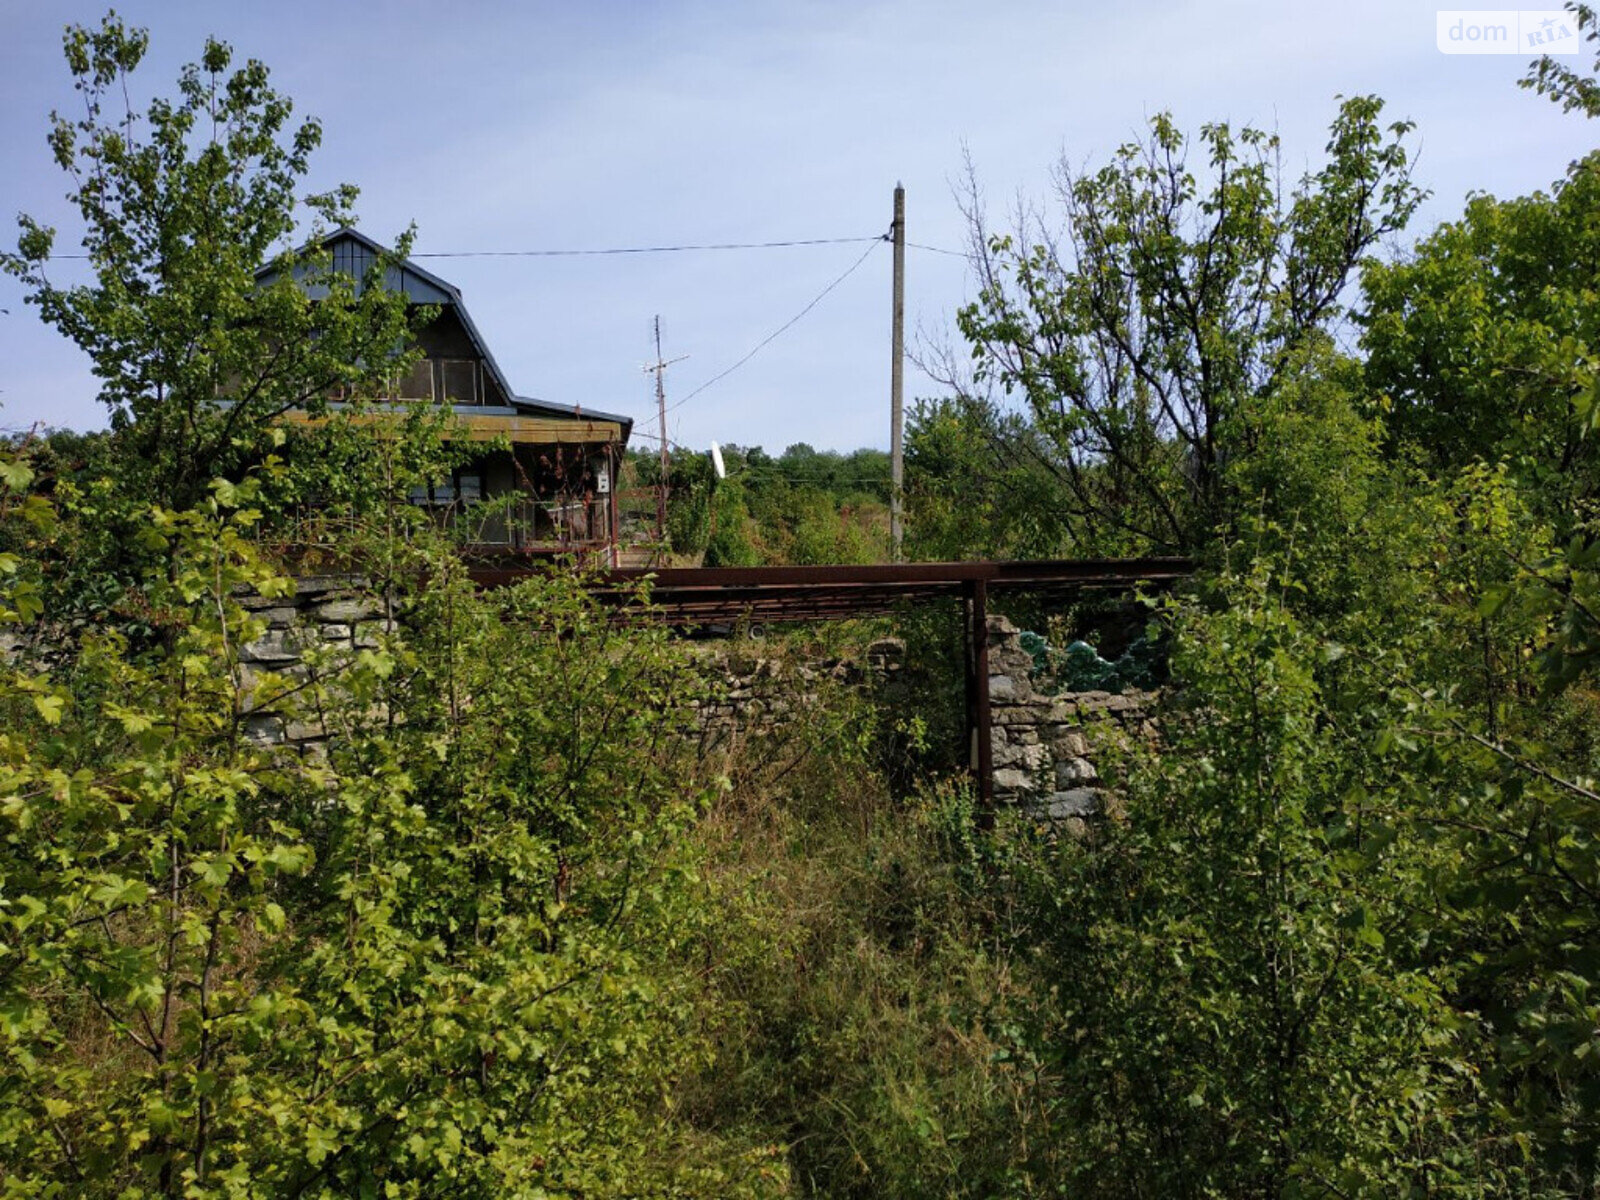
[0,462,786,1198]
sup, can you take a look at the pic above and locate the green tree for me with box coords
[703,481,762,567]
[905,393,1079,560]
[642,443,890,565]
[2,14,418,512]
[955,98,1421,554]
[1522,2,1600,117]
[1361,151,1600,528]
[1017,565,1533,1197]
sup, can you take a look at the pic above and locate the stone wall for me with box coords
[685,637,903,755]
[985,615,1156,820]
[208,584,1155,813]
[229,582,900,761]
[234,576,397,753]
[684,619,1155,820]
[0,576,397,757]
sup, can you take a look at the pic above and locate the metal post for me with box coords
[641,320,687,560]
[963,579,994,829]
[964,581,978,780]
[889,183,905,563]
[608,443,621,567]
[971,578,993,828]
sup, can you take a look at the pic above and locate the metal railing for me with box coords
[453,496,612,550]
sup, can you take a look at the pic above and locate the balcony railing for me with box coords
[452,497,612,551]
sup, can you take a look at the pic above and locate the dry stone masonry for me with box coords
[235,576,397,754]
[984,614,1156,821]
[686,618,1154,820]
[685,637,904,754]
[212,581,1154,813]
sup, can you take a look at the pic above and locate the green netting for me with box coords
[1022,632,1161,693]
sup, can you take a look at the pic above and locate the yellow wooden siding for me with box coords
[279,408,624,445]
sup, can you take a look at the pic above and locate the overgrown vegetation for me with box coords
[626,443,890,565]
[6,6,1600,1196]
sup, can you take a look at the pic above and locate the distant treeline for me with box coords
[625,443,891,565]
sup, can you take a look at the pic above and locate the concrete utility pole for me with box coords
[889,183,906,562]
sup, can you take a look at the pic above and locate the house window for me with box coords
[406,470,483,507]
[438,359,481,405]
[395,358,435,402]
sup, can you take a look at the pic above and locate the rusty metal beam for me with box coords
[468,557,1192,626]
[591,557,1191,590]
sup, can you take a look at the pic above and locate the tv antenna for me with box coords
[643,315,688,544]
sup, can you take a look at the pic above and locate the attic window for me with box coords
[438,359,481,406]
[395,359,435,402]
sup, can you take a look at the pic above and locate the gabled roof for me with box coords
[257,228,632,441]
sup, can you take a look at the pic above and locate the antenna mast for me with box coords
[643,316,687,547]
[889,183,906,562]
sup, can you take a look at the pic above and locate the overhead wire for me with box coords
[40,224,962,434]
[410,238,961,259]
[662,237,883,418]
[906,240,966,258]
[44,235,883,261]
[409,236,881,258]
[409,239,960,260]
[46,234,963,260]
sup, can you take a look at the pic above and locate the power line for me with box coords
[44,233,967,261]
[664,239,882,418]
[43,234,884,261]
[409,236,881,258]
[414,237,963,259]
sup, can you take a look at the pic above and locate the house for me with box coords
[265,228,633,562]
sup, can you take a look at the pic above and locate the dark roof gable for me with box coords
[257,228,632,437]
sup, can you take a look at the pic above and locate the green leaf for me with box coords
[31,692,64,726]
[1475,583,1512,618]
[0,459,34,492]
[260,900,286,933]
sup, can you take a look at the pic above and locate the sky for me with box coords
[0,0,1594,453]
